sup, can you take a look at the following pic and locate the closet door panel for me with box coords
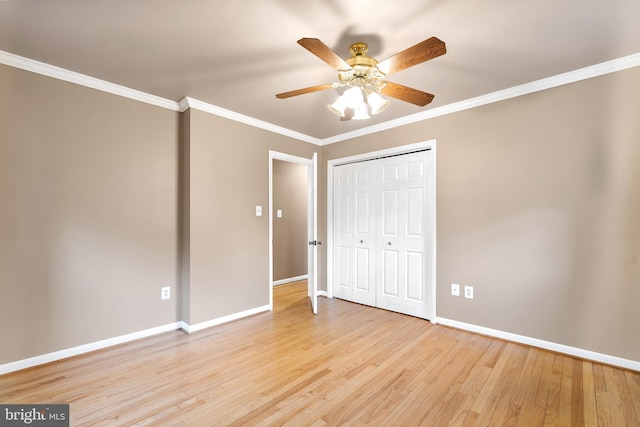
[376,152,428,318]
[333,148,434,320]
[400,152,429,318]
[406,187,424,237]
[354,247,372,296]
[406,251,424,301]
[336,245,351,297]
[334,165,354,301]
[382,189,400,236]
[352,162,376,306]
[338,194,351,234]
[382,249,399,297]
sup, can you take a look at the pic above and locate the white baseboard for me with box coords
[0,322,181,375]
[1,304,273,375]
[317,290,328,297]
[436,317,640,372]
[180,305,271,334]
[272,275,309,286]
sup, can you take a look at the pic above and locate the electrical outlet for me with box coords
[161,286,171,300]
[464,285,474,299]
[451,283,460,296]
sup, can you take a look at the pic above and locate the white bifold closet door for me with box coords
[333,150,434,319]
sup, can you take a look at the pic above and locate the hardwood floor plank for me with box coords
[478,344,529,426]
[514,348,549,427]
[582,361,599,427]
[602,365,640,426]
[626,370,640,424]
[1,281,638,426]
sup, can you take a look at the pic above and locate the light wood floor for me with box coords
[1,281,639,426]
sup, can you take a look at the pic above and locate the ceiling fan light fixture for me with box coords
[343,86,365,106]
[328,87,388,120]
[279,37,445,121]
[367,92,390,115]
[328,86,365,118]
[327,96,347,117]
[352,102,371,120]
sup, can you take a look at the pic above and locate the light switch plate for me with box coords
[451,283,460,296]
[256,206,262,216]
[277,209,282,218]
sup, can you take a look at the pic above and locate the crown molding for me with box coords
[320,52,640,145]
[179,97,322,145]
[0,50,181,111]
[2,49,638,145]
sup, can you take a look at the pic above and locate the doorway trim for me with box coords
[268,150,317,310]
[326,140,437,320]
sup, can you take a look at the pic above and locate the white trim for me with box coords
[428,144,437,321]
[3,49,638,145]
[269,151,316,311]
[328,140,438,166]
[436,317,640,372]
[326,140,437,317]
[180,305,271,334]
[181,97,321,145]
[0,322,181,375]
[0,50,181,111]
[178,97,191,112]
[319,53,640,145]
[326,163,334,299]
[317,290,328,298]
[273,275,309,286]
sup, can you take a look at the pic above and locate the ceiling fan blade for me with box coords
[380,81,435,106]
[276,83,334,99]
[376,37,446,76]
[297,38,352,71]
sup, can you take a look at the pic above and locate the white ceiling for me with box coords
[1,0,640,139]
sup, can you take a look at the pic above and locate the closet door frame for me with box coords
[326,140,437,322]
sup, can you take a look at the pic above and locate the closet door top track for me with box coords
[333,148,431,167]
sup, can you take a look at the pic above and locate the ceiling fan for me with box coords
[276,37,446,121]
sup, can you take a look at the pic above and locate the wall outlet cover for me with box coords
[464,285,474,299]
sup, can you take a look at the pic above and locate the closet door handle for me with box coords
[387,242,392,246]
[360,240,364,244]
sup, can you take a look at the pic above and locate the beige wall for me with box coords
[273,160,308,281]
[183,109,318,325]
[322,66,640,361]
[2,58,638,366]
[0,65,180,364]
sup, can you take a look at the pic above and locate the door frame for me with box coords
[326,140,437,321]
[268,150,318,312]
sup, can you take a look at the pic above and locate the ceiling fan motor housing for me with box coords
[339,42,386,88]
[346,42,379,68]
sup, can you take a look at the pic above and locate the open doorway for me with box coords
[272,160,308,285]
[268,151,318,314]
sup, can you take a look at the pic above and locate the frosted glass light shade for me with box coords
[367,92,390,115]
